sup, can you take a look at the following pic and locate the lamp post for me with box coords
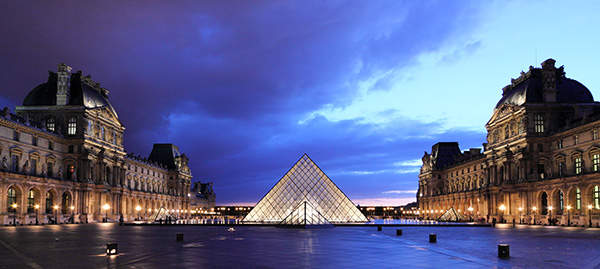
[135,205,141,221]
[467,207,474,222]
[518,207,523,224]
[34,204,39,225]
[499,204,506,223]
[589,204,593,227]
[566,205,571,226]
[102,204,110,223]
[53,205,59,224]
[70,206,75,224]
[548,206,554,225]
[532,206,537,225]
[11,203,18,226]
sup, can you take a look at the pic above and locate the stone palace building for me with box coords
[0,63,210,225]
[418,59,600,226]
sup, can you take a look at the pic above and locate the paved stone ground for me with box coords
[0,223,598,268]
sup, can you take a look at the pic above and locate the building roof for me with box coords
[495,59,594,108]
[148,144,182,170]
[22,71,119,118]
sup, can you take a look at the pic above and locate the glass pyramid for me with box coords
[437,207,464,222]
[280,201,331,225]
[243,154,368,224]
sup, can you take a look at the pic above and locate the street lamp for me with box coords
[102,204,110,222]
[135,205,142,220]
[532,206,537,225]
[566,205,572,226]
[70,206,75,224]
[467,207,474,222]
[518,207,523,224]
[53,205,59,224]
[548,206,554,225]
[588,204,593,227]
[11,203,18,226]
[34,204,40,225]
[499,204,506,223]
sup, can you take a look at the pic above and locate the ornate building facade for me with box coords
[0,63,209,225]
[418,59,600,226]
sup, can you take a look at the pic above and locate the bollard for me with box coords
[106,243,118,255]
[429,233,437,243]
[396,229,402,236]
[498,244,510,258]
[176,233,184,241]
[377,225,382,231]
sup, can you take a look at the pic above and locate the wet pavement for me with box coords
[0,223,599,268]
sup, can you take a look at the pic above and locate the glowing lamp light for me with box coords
[589,204,594,210]
[34,204,40,209]
[11,203,17,209]
[548,206,553,211]
[106,243,118,256]
[498,204,506,211]
[135,205,142,212]
[566,205,572,211]
[468,207,474,212]
[53,205,59,210]
[518,207,523,212]
[70,206,75,210]
[532,206,537,211]
[102,204,110,211]
[147,208,151,212]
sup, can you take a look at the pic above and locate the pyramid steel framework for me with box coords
[437,207,464,222]
[243,154,368,224]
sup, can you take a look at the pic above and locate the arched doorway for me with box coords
[541,192,548,215]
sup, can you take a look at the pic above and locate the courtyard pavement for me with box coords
[0,223,598,268]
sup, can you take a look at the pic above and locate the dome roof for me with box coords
[495,59,594,108]
[23,71,118,118]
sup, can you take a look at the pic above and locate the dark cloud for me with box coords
[0,1,484,204]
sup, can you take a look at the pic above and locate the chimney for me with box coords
[56,63,72,106]
[541,59,557,103]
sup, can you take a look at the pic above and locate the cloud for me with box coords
[382,190,417,194]
[393,159,422,167]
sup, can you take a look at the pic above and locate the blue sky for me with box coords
[1,1,599,205]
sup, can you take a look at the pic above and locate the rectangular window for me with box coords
[47,162,54,178]
[576,188,581,210]
[68,145,74,153]
[13,131,19,141]
[594,129,599,140]
[558,162,565,177]
[46,118,55,132]
[537,163,545,179]
[11,155,19,172]
[574,135,579,145]
[30,159,37,175]
[48,141,53,150]
[32,136,37,146]
[594,154,600,172]
[534,113,544,133]
[557,139,563,149]
[67,117,77,135]
[575,157,583,175]
[538,144,544,152]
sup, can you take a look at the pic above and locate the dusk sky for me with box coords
[1,1,599,205]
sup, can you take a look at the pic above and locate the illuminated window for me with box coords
[27,190,35,213]
[46,117,55,132]
[534,113,544,133]
[558,190,564,211]
[61,193,71,214]
[594,185,600,209]
[67,117,77,135]
[576,188,581,210]
[574,135,579,145]
[594,154,600,172]
[7,187,17,213]
[594,128,599,140]
[575,156,583,175]
[557,139,563,149]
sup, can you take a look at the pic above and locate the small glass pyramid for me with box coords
[437,207,464,222]
[243,154,368,224]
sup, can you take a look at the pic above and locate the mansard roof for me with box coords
[22,70,119,118]
[495,59,594,108]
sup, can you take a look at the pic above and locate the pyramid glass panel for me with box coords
[243,154,368,224]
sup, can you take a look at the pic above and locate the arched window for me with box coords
[100,126,105,140]
[558,190,564,212]
[541,192,548,215]
[27,190,35,213]
[7,187,17,213]
[46,192,54,214]
[594,185,600,209]
[67,117,77,135]
[46,117,56,132]
[61,193,71,214]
